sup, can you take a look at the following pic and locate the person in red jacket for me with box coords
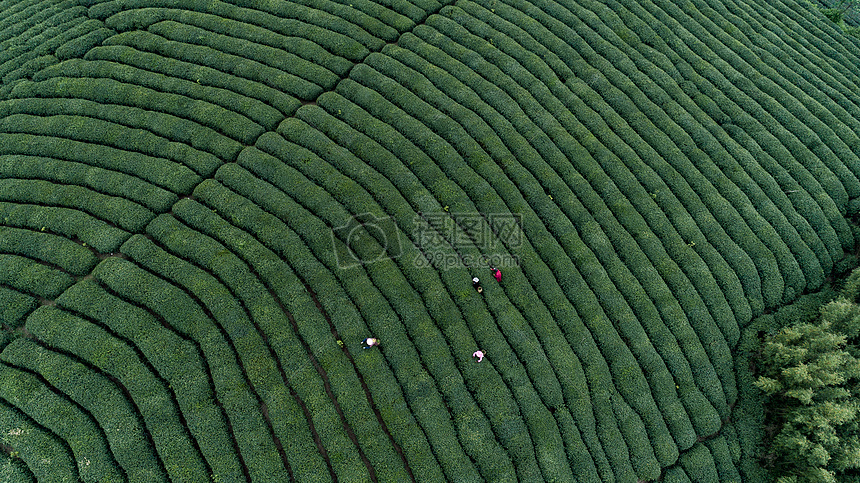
[492,267,501,282]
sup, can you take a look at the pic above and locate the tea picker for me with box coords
[472,276,483,293]
[362,337,380,349]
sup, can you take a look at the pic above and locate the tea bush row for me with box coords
[2,338,167,482]
[444,0,757,325]
[0,95,237,168]
[0,5,90,85]
[473,1,788,310]
[286,105,600,481]
[408,12,752,340]
[0,202,129,255]
[0,397,77,482]
[713,0,860,146]
[0,113,221,179]
[676,0,860,191]
[0,254,74,301]
[267,116,577,481]
[507,0,839,307]
[643,0,855,247]
[352,32,720,464]
[599,0,837,290]
[147,20,336,95]
[102,7,353,76]
[59,273,248,482]
[15,70,263,147]
[355,48,681,470]
[24,306,210,482]
[0,155,177,216]
[0,131,198,198]
[0,286,35,328]
[205,157,556,482]
[0,225,95,277]
[103,238,295,482]
[89,0,374,60]
[0,177,153,233]
[102,27,318,112]
[704,435,743,482]
[0,360,123,482]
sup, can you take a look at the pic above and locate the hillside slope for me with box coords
[1,0,860,481]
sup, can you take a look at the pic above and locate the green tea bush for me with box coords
[664,466,693,483]
[0,177,153,233]
[69,260,254,483]
[91,255,292,481]
[0,398,77,483]
[0,254,74,300]
[20,69,265,146]
[0,129,199,196]
[103,7,353,75]
[0,154,176,215]
[170,191,414,482]
[139,215,304,482]
[0,360,124,482]
[680,442,721,483]
[0,286,35,328]
[219,158,472,482]
[148,19,336,91]
[0,113,220,178]
[2,338,167,482]
[0,202,129,254]
[705,435,743,482]
[113,23,320,106]
[54,26,113,61]
[1,95,238,168]
[0,225,96,277]
[228,0,388,50]
[25,306,210,481]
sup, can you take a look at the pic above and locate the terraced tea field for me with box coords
[1,0,860,481]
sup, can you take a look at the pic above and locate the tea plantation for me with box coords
[1,0,860,481]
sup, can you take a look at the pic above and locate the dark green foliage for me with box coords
[0,359,124,482]
[0,254,74,300]
[0,225,96,277]
[55,276,247,483]
[0,177,154,233]
[102,7,354,76]
[54,27,113,61]
[0,154,177,215]
[0,113,220,178]
[0,286,36,328]
[0,95,241,164]
[2,338,167,482]
[754,282,860,481]
[17,69,264,147]
[25,306,210,482]
[0,398,77,483]
[0,202,129,254]
[91,252,293,482]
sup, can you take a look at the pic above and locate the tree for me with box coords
[755,274,860,482]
